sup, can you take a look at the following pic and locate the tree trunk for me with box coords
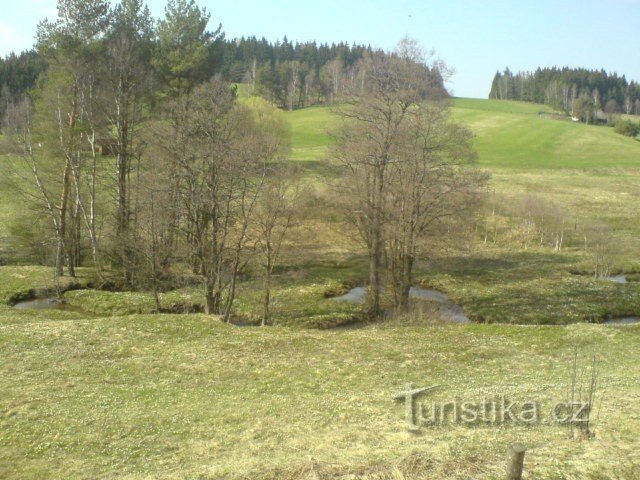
[204,281,221,315]
[117,147,131,285]
[116,85,133,286]
[57,158,72,277]
[398,254,413,310]
[367,238,382,316]
[55,238,65,278]
[262,276,271,326]
[367,162,385,317]
[68,189,81,277]
[262,245,273,326]
[223,251,242,324]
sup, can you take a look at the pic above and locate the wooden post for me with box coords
[506,444,526,480]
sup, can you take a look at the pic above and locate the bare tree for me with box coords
[517,195,568,252]
[74,74,107,283]
[322,57,343,104]
[3,96,66,281]
[583,224,618,279]
[154,78,236,315]
[136,179,170,313]
[287,61,300,111]
[332,38,450,316]
[624,96,633,115]
[384,101,485,309]
[220,97,290,322]
[255,170,300,325]
[153,79,289,320]
[35,0,111,277]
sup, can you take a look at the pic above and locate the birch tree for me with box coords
[33,0,109,276]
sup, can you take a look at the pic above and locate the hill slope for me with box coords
[286,98,640,169]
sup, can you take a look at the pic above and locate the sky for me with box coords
[1,0,639,98]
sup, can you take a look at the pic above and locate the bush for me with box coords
[614,119,640,138]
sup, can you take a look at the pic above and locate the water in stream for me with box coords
[13,297,86,313]
[604,317,640,325]
[332,286,470,323]
[15,291,634,326]
[604,275,628,284]
[13,296,262,325]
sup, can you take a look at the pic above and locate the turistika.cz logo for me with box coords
[393,384,592,432]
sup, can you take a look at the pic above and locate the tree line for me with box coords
[0,0,478,322]
[0,28,447,120]
[0,51,48,120]
[219,37,447,110]
[489,67,640,117]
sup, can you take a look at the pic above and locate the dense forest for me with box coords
[0,34,446,119]
[220,37,398,109]
[489,67,640,115]
[0,50,48,115]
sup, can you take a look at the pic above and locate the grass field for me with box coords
[1,269,638,479]
[287,98,640,169]
[2,97,640,478]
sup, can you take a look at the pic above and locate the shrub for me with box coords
[614,119,640,138]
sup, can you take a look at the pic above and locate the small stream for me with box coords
[12,295,256,325]
[604,275,628,284]
[13,291,638,326]
[604,317,640,325]
[332,286,470,323]
[13,297,86,313]
[601,276,639,324]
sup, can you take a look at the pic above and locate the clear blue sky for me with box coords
[2,0,639,98]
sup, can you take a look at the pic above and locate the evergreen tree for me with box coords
[487,66,640,113]
[154,0,222,94]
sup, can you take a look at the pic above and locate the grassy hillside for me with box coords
[286,98,640,257]
[287,106,336,162]
[1,291,638,479]
[287,98,640,169]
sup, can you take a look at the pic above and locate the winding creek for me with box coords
[13,297,86,313]
[12,289,639,326]
[332,286,471,323]
[605,274,628,284]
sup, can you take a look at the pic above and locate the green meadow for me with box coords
[287,98,640,169]
[1,300,638,479]
[1,98,640,478]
